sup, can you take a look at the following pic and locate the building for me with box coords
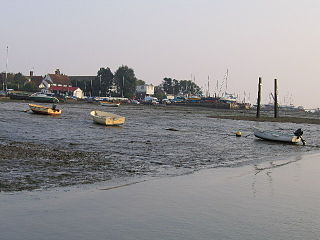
[40,69,72,93]
[49,86,84,99]
[136,84,154,98]
[25,71,43,90]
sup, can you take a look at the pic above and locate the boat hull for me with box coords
[29,104,62,115]
[254,129,300,143]
[90,110,125,126]
[100,101,120,107]
[29,95,59,103]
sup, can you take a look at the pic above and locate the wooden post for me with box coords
[274,78,278,118]
[256,77,262,118]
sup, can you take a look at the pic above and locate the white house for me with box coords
[49,86,84,99]
[136,84,155,96]
[40,69,72,90]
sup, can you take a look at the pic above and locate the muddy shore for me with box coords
[1,100,319,192]
[0,141,140,192]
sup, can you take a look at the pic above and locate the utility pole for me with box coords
[256,77,262,118]
[274,79,278,118]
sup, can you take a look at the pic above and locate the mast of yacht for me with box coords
[225,68,229,95]
[3,46,8,91]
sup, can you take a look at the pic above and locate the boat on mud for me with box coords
[100,101,120,107]
[28,104,62,115]
[90,110,125,126]
[254,128,305,144]
[29,93,59,103]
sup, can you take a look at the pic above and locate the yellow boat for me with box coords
[90,110,125,126]
[28,104,62,115]
[100,101,120,107]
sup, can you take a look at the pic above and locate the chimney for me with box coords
[30,71,34,77]
[55,69,60,75]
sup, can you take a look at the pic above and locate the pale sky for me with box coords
[1,0,320,108]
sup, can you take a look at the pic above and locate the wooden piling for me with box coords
[256,77,262,118]
[274,78,278,118]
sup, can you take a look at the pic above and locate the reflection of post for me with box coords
[256,77,262,118]
[90,79,93,97]
[274,79,278,118]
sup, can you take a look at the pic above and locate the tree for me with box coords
[22,81,38,92]
[161,78,202,96]
[180,80,202,96]
[97,67,114,96]
[5,72,28,90]
[136,79,145,86]
[154,85,166,100]
[114,65,137,98]
[163,78,173,94]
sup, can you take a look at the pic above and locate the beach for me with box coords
[1,152,320,240]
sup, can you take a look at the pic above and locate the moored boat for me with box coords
[90,110,125,126]
[100,101,120,107]
[28,104,62,115]
[9,92,31,100]
[254,128,304,144]
[29,93,59,103]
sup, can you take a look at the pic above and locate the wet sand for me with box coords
[1,152,320,240]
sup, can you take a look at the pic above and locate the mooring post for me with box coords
[256,77,262,118]
[274,78,278,118]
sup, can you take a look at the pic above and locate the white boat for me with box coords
[100,101,120,107]
[254,128,304,144]
[90,110,125,126]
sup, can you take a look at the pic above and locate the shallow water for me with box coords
[1,154,320,240]
[1,101,319,191]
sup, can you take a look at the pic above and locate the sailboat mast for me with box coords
[225,68,228,94]
[4,46,8,92]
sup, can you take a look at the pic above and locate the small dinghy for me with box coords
[100,101,120,107]
[90,110,125,126]
[254,128,305,145]
[28,104,62,115]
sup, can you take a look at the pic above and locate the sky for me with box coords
[1,0,320,108]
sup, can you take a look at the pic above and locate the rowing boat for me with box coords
[254,128,303,144]
[28,104,62,115]
[100,101,120,107]
[90,110,125,126]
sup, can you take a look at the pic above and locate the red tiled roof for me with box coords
[49,86,79,92]
[30,76,43,86]
[48,74,71,85]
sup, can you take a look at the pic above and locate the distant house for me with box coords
[49,86,84,99]
[136,84,154,98]
[40,69,72,93]
[26,71,43,89]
